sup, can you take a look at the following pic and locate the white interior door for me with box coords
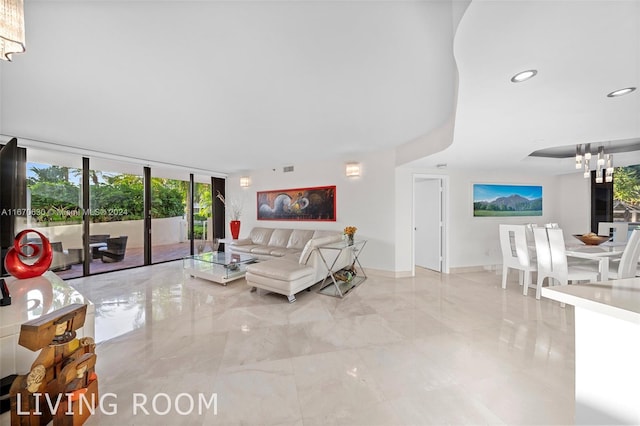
[415,178,442,271]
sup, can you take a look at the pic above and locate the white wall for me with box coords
[226,149,397,273]
[395,167,591,272]
[553,172,591,236]
[6,137,593,276]
[228,156,592,275]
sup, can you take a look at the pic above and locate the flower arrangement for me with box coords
[216,190,243,220]
[344,226,357,236]
[344,226,357,245]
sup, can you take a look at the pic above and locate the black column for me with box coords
[82,157,90,276]
[0,140,26,276]
[189,174,195,255]
[591,170,613,233]
[212,177,226,250]
[144,166,152,265]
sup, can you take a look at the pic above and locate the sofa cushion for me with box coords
[268,247,301,257]
[312,230,341,239]
[232,244,258,254]
[299,234,343,264]
[249,227,275,245]
[250,246,275,255]
[287,229,315,250]
[232,244,258,253]
[268,229,293,248]
[246,258,314,281]
[245,272,313,295]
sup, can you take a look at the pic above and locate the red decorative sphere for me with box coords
[4,229,53,279]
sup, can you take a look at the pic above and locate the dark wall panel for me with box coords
[590,171,613,233]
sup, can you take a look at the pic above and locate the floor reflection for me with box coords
[64,262,576,425]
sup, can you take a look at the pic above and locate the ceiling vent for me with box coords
[283,166,294,173]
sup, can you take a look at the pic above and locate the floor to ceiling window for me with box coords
[150,167,191,263]
[22,149,84,279]
[4,142,224,279]
[88,158,144,274]
[194,176,214,254]
[613,165,640,224]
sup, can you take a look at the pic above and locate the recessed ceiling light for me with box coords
[510,70,537,83]
[607,87,636,97]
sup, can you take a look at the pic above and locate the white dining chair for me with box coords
[499,224,536,295]
[532,227,599,299]
[611,229,640,278]
[597,222,629,244]
[524,223,538,243]
[582,229,640,280]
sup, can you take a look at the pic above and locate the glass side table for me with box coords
[316,239,367,298]
[183,251,257,285]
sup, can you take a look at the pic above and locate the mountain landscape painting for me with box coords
[473,184,543,217]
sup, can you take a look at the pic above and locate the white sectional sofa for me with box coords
[230,227,316,260]
[229,227,352,302]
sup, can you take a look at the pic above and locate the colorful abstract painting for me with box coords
[257,186,336,221]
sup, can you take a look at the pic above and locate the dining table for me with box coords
[564,241,626,281]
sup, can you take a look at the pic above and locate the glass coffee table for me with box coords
[183,252,257,285]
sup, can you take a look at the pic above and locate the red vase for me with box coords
[230,220,241,239]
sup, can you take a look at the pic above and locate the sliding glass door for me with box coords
[15,144,224,278]
[150,167,191,263]
[23,149,84,279]
[88,158,144,274]
[194,176,214,254]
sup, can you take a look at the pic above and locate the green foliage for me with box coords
[28,165,72,184]
[151,183,185,219]
[613,166,640,206]
[28,167,188,223]
[474,210,542,217]
[30,181,82,223]
[31,182,80,209]
[90,182,144,222]
[195,183,212,218]
[473,199,541,212]
[193,223,205,239]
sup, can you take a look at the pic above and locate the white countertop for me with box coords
[0,271,94,339]
[1,271,96,379]
[541,278,640,324]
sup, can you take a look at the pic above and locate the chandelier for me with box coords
[575,144,613,183]
[0,0,26,61]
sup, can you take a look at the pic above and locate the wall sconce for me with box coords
[239,176,251,187]
[345,163,361,177]
[0,0,26,61]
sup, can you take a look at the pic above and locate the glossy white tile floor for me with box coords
[67,262,575,425]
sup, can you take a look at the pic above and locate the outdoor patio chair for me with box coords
[100,236,128,263]
[49,241,83,271]
[89,234,110,259]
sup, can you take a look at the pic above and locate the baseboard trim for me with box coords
[360,268,414,278]
[450,265,499,274]
[360,265,501,277]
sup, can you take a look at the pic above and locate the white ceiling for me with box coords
[412,0,640,175]
[1,0,639,176]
